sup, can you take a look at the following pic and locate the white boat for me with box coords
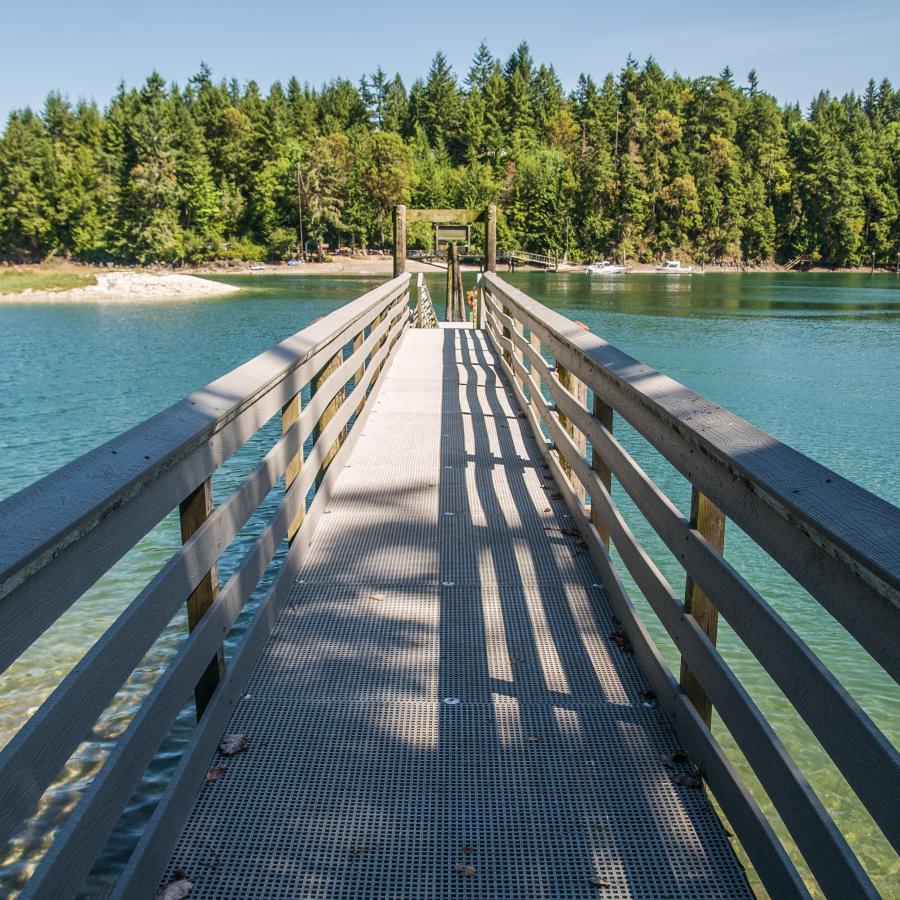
[654,260,694,274]
[249,264,267,271]
[585,260,627,275]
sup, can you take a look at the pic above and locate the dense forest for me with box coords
[1,43,898,266]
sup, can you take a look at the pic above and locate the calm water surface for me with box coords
[0,271,897,896]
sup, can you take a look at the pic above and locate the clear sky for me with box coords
[3,0,898,122]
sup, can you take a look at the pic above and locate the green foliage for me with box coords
[1,48,898,266]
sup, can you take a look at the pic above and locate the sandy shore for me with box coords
[0,271,241,303]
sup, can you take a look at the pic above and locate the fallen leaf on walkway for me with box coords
[588,877,611,888]
[609,627,633,654]
[460,844,474,854]
[206,763,228,783]
[154,873,193,899]
[454,863,477,877]
[543,507,551,513]
[218,734,249,756]
[370,592,386,601]
[674,773,703,789]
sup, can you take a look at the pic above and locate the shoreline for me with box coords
[0,271,242,303]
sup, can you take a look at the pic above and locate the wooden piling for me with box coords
[680,489,726,727]
[393,205,407,277]
[179,480,224,717]
[485,204,497,273]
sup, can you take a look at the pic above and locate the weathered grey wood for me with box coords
[0,275,411,676]
[572,396,900,855]
[312,351,344,488]
[393,205,406,276]
[0,290,406,855]
[591,394,613,548]
[485,204,497,273]
[178,480,224,716]
[680,490,725,727]
[19,311,410,900]
[406,207,482,224]
[484,273,900,684]
[281,392,304,543]
[107,315,404,900]
[484,317,811,900]
[488,291,900,854]
[556,364,587,500]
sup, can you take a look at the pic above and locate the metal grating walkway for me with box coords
[162,325,751,899]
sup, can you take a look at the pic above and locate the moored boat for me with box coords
[654,260,694,274]
[585,260,627,274]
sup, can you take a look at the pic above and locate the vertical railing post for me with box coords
[393,205,407,277]
[485,204,497,273]
[312,351,343,489]
[474,272,483,329]
[501,305,513,367]
[179,480,224,718]
[281,391,304,543]
[680,489,726,727]
[591,394,613,548]
[352,331,365,417]
[556,365,587,503]
[416,273,424,328]
[529,328,542,408]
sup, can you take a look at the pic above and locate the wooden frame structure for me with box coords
[392,204,497,277]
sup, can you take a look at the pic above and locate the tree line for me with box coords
[1,43,898,267]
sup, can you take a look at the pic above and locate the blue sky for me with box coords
[2,0,897,122]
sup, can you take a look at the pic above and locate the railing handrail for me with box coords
[0,274,411,676]
[482,271,899,900]
[0,274,413,898]
[483,273,900,664]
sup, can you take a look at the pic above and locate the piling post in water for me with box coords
[393,205,407,277]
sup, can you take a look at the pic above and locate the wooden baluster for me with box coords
[281,391,304,544]
[529,329,542,409]
[591,394,613,547]
[313,351,343,489]
[353,331,365,417]
[511,316,525,392]
[416,274,423,328]
[680,489,726,727]
[556,365,587,503]
[501,305,513,368]
[179,480,224,718]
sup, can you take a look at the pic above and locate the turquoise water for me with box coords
[0,271,897,895]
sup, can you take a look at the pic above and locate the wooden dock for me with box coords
[151,323,751,898]
[0,258,897,898]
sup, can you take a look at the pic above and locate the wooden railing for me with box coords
[0,274,413,898]
[481,272,899,900]
[415,273,438,328]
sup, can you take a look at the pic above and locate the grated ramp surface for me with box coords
[163,325,751,899]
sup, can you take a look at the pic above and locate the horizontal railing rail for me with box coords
[0,273,413,897]
[482,271,899,900]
